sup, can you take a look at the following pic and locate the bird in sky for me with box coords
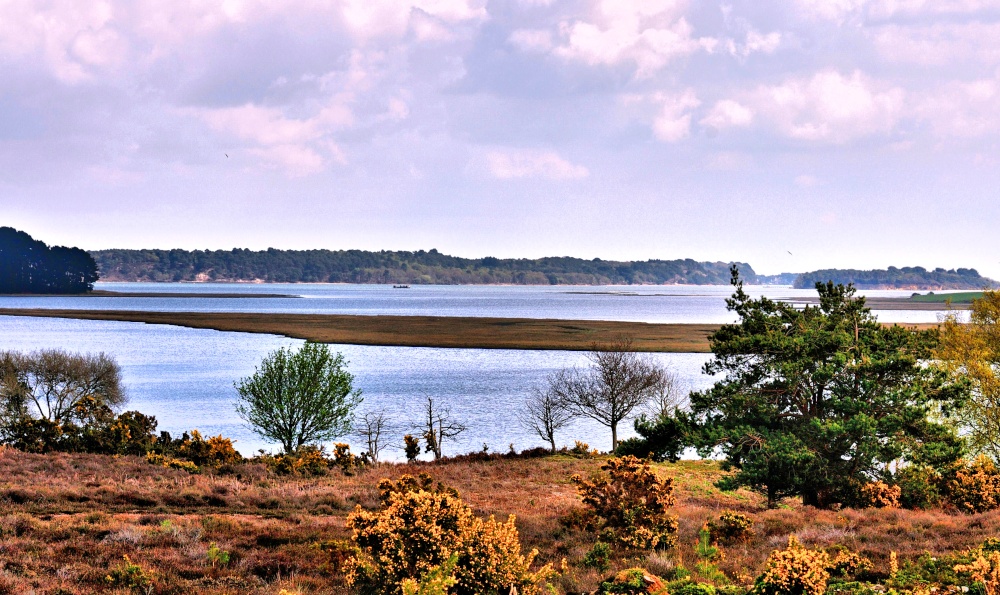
[225,153,229,158]
[787,250,793,256]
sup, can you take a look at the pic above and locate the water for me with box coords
[0,283,955,457]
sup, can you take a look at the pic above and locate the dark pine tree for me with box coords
[0,227,99,294]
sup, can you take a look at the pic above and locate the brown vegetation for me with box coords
[3,448,1000,594]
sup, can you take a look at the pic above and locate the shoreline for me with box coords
[0,290,298,299]
[0,308,940,352]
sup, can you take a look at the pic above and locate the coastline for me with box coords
[0,308,939,352]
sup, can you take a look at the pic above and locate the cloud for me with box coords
[914,78,1000,138]
[748,70,904,142]
[700,99,753,129]
[870,22,1000,67]
[508,29,554,53]
[653,90,700,141]
[552,1,716,77]
[726,29,782,58]
[485,149,588,180]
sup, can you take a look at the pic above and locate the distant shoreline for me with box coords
[0,308,940,352]
[0,290,298,299]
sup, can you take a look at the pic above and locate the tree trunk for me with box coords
[549,437,556,453]
[611,423,618,452]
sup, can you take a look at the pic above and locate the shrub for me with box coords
[207,542,231,567]
[345,473,552,595]
[954,551,1000,595]
[753,536,830,595]
[857,482,901,509]
[402,555,459,595]
[105,555,154,594]
[946,455,1000,513]
[404,435,420,463]
[334,442,364,475]
[175,430,243,467]
[826,547,873,581]
[583,542,612,573]
[708,511,755,545]
[598,568,667,594]
[146,452,200,474]
[896,465,942,509]
[255,445,331,476]
[571,455,678,550]
[672,582,718,595]
[571,440,596,458]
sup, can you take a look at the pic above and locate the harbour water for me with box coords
[0,283,954,457]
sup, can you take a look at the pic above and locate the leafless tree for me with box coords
[0,349,125,423]
[353,408,394,463]
[520,372,576,453]
[645,368,685,419]
[552,337,668,450]
[417,396,467,460]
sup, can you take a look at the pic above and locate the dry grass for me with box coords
[0,309,720,352]
[1,448,997,594]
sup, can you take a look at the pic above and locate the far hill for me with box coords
[90,248,754,285]
[793,266,997,290]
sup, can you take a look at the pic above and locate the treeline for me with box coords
[91,247,755,285]
[794,266,997,290]
[0,227,99,294]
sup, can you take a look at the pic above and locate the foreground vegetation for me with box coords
[3,448,1000,594]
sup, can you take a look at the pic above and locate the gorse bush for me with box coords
[345,473,552,595]
[105,555,154,594]
[754,536,830,595]
[708,511,755,545]
[955,551,1000,595]
[254,445,332,476]
[946,455,1000,513]
[571,455,678,550]
[857,481,901,509]
[826,547,873,581]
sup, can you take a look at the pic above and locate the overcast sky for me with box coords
[2,0,999,277]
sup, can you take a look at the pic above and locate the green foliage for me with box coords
[92,247,753,285]
[689,267,968,508]
[945,455,1000,513]
[404,434,421,462]
[583,542,612,573]
[571,455,678,550]
[672,582,718,595]
[235,342,362,454]
[253,445,332,476]
[401,555,459,595]
[206,542,230,567]
[707,511,755,546]
[617,411,689,462]
[895,465,942,509]
[598,568,667,594]
[793,267,993,290]
[105,555,153,594]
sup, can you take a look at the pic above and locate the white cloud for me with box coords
[553,1,715,77]
[914,78,1000,138]
[726,29,782,58]
[870,22,1000,67]
[749,70,904,142]
[653,90,700,142]
[486,149,589,180]
[700,99,753,129]
[508,29,554,53]
[795,0,866,22]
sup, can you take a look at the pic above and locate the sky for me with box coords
[1,0,1000,277]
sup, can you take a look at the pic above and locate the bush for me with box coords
[404,435,420,463]
[857,482,900,509]
[571,455,678,550]
[345,473,552,595]
[254,445,331,476]
[708,511,755,545]
[583,542,612,573]
[946,455,1000,513]
[826,547,874,581]
[598,568,667,594]
[174,430,243,467]
[753,536,830,595]
[896,465,942,509]
[954,551,1000,595]
[105,555,154,594]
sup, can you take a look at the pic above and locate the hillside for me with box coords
[90,248,754,285]
[794,266,997,290]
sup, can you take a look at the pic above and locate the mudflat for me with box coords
[0,308,940,352]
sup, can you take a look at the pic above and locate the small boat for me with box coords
[393,284,411,289]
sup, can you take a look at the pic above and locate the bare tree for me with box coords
[353,408,394,463]
[520,372,576,453]
[552,337,668,450]
[0,349,125,423]
[646,369,685,419]
[418,397,467,460]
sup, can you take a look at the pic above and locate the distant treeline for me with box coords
[794,266,997,290]
[91,248,756,285]
[0,227,99,294]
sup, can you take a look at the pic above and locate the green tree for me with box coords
[235,342,362,453]
[689,267,966,508]
[937,290,1000,460]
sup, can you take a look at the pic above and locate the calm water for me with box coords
[0,283,954,457]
